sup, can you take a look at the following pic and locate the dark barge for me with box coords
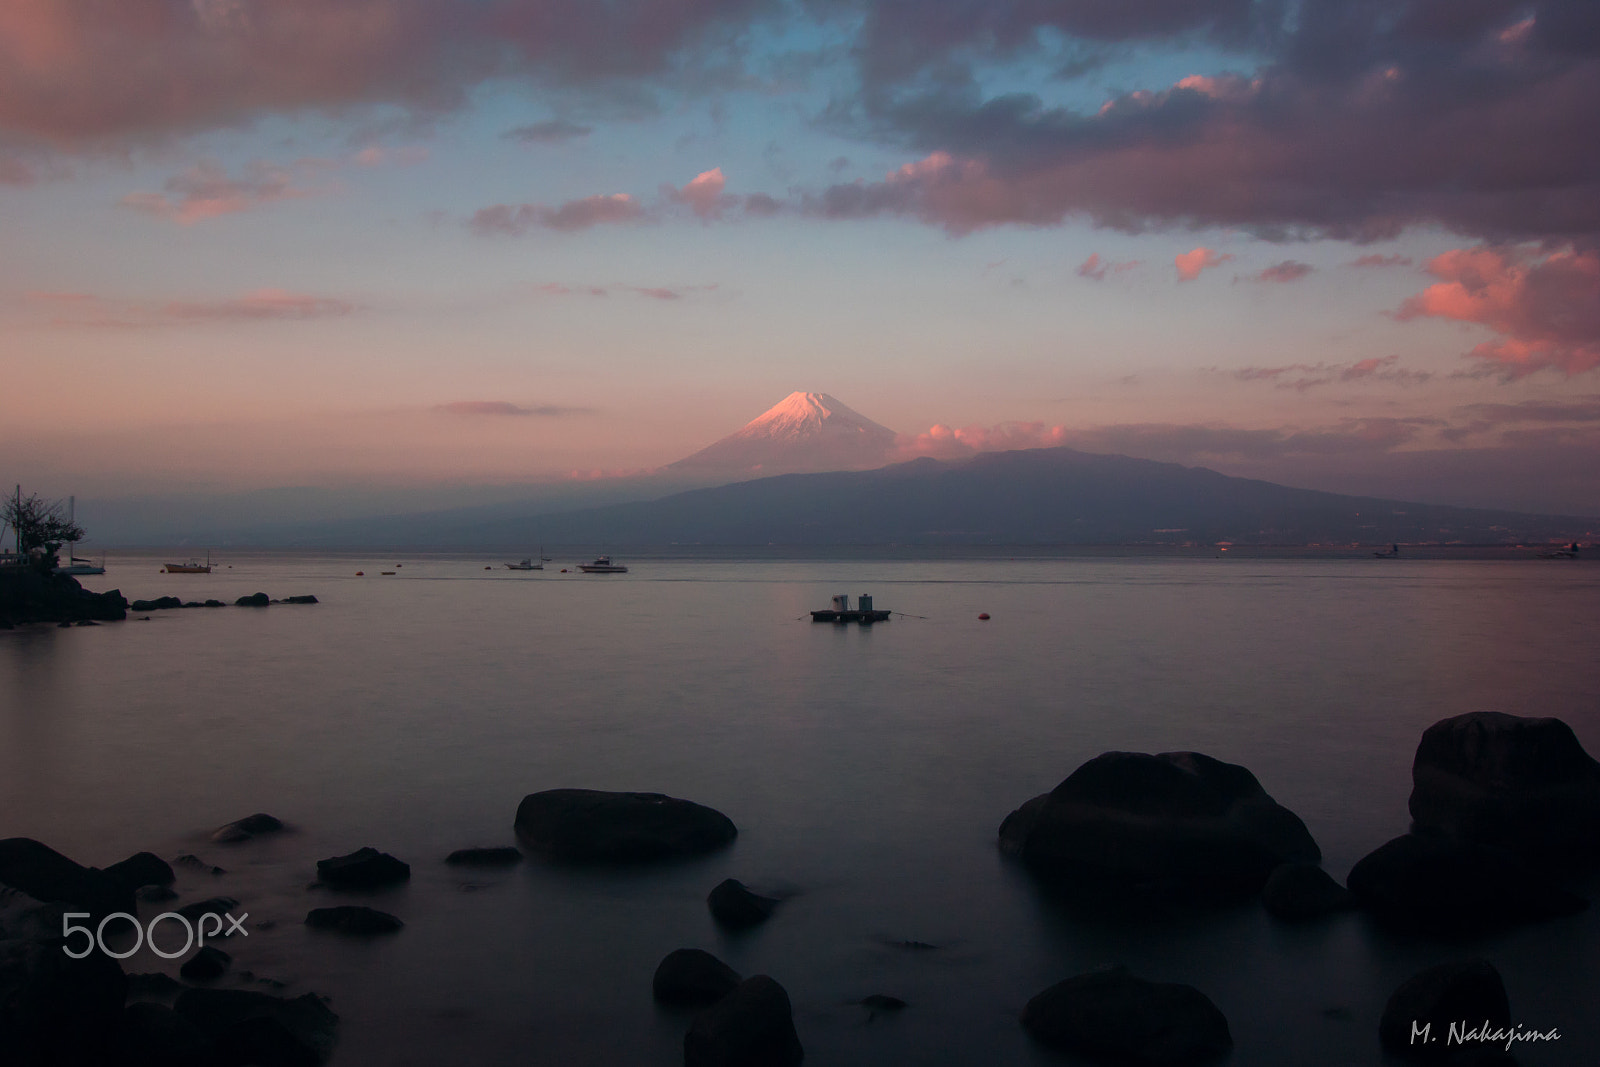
[811,593,890,624]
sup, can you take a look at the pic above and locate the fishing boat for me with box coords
[1537,542,1581,560]
[811,593,890,623]
[1373,543,1399,558]
[505,558,543,571]
[165,550,212,574]
[578,556,628,573]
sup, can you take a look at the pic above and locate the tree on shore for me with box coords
[2,491,86,570]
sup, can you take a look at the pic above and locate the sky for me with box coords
[2,0,1598,524]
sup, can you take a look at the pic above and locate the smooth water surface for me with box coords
[3,551,1597,1065]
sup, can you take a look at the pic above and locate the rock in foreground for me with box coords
[1021,967,1232,1066]
[305,906,404,935]
[0,837,135,919]
[1378,960,1512,1063]
[212,813,286,844]
[999,751,1319,898]
[684,975,803,1067]
[653,949,742,1007]
[707,879,778,930]
[1347,833,1587,934]
[1410,712,1600,871]
[514,789,736,863]
[315,848,410,889]
[173,988,338,1066]
[1262,862,1353,921]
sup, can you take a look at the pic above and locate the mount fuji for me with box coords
[663,391,899,479]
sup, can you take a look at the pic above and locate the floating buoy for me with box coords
[355,571,364,576]
[484,566,491,570]
[396,564,402,568]
[560,568,568,573]
[978,613,990,620]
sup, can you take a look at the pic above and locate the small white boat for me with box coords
[166,549,212,574]
[505,558,543,570]
[578,556,628,573]
[54,556,106,576]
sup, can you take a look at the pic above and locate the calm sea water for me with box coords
[3,550,1598,1065]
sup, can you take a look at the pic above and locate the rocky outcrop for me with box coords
[0,887,130,1067]
[0,568,126,625]
[684,975,803,1067]
[1020,966,1232,1065]
[514,789,737,863]
[235,592,270,607]
[103,851,176,894]
[1347,833,1587,934]
[1410,712,1600,871]
[305,906,404,935]
[315,847,410,889]
[179,946,231,983]
[653,949,742,1007]
[211,813,285,844]
[1262,862,1353,921]
[707,879,778,930]
[999,751,1319,898]
[1378,960,1513,1063]
[129,597,183,612]
[116,1001,218,1066]
[0,838,135,919]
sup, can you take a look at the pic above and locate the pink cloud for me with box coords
[895,422,1071,461]
[1175,247,1233,282]
[470,193,642,236]
[1076,253,1139,281]
[433,401,588,416]
[1397,245,1600,378]
[31,287,356,327]
[676,167,727,219]
[1225,355,1431,392]
[120,160,314,223]
[1252,260,1314,283]
[1349,254,1413,269]
[532,282,716,300]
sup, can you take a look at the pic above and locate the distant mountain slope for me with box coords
[663,391,898,479]
[496,446,1595,546]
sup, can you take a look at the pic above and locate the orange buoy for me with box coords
[978,613,990,620]
[484,565,491,570]
[355,571,364,576]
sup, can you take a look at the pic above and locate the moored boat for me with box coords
[165,549,212,574]
[505,558,543,570]
[578,556,628,573]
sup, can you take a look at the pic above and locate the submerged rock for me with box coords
[684,975,803,1067]
[129,596,183,612]
[514,789,737,863]
[315,847,410,889]
[305,906,404,935]
[998,751,1319,898]
[1262,862,1353,921]
[707,879,778,930]
[1347,833,1587,934]
[1020,966,1232,1066]
[1378,960,1512,1063]
[445,847,523,867]
[653,948,742,1007]
[284,595,319,604]
[212,813,285,844]
[1410,712,1600,871]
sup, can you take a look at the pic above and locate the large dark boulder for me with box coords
[1410,712,1600,871]
[1347,833,1587,934]
[684,975,803,1067]
[514,789,737,863]
[654,948,742,1007]
[0,838,133,919]
[315,847,410,888]
[305,906,404,935]
[707,879,778,930]
[212,812,286,843]
[117,1001,218,1067]
[0,926,129,1066]
[1378,960,1514,1064]
[130,596,184,612]
[999,751,1319,898]
[1020,966,1232,1066]
[0,568,127,624]
[173,988,338,1066]
[235,592,270,607]
[1262,862,1353,921]
[104,851,176,893]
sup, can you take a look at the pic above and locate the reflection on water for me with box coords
[2,551,1597,1064]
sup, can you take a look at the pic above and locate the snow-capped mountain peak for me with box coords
[665,391,899,477]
